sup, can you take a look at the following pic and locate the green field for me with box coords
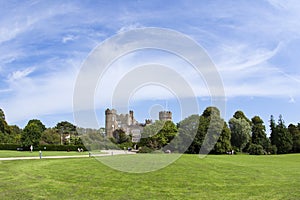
[0,154,299,200]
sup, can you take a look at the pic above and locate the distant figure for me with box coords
[39,150,42,159]
[30,145,33,153]
[165,150,171,154]
[232,150,234,155]
[80,148,84,152]
[78,148,80,152]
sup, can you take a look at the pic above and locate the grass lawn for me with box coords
[0,150,90,157]
[0,154,299,200]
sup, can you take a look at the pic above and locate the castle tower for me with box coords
[159,111,172,121]
[105,108,117,138]
[128,110,134,126]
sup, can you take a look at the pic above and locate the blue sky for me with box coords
[1,0,300,133]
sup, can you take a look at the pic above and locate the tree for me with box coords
[139,120,177,150]
[112,129,130,144]
[9,125,22,144]
[0,109,4,120]
[27,119,46,132]
[233,110,251,125]
[229,117,251,152]
[248,144,264,155]
[22,123,42,146]
[288,124,300,153]
[213,122,232,154]
[187,107,228,154]
[251,116,270,150]
[40,128,60,145]
[55,121,76,133]
[55,121,77,145]
[270,115,293,154]
[21,119,46,147]
[171,114,199,153]
[0,109,13,143]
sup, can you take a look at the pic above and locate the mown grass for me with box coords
[0,150,89,157]
[0,154,299,200]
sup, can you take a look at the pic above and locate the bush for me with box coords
[0,143,21,150]
[267,145,277,154]
[248,144,264,155]
[37,144,87,151]
[118,142,133,150]
[138,146,153,153]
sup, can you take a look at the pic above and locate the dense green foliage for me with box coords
[270,115,293,154]
[0,154,299,199]
[229,117,251,152]
[21,122,43,146]
[139,120,177,150]
[288,124,300,153]
[251,116,270,151]
[248,144,265,155]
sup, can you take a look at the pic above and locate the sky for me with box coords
[1,0,300,133]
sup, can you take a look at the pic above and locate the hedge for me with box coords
[0,143,87,151]
[37,144,88,151]
[0,143,21,150]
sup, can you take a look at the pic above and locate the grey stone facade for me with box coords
[105,108,172,142]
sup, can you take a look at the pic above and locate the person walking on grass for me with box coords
[30,145,33,153]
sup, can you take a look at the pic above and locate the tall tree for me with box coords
[40,128,60,145]
[288,124,300,153]
[27,119,46,132]
[0,108,5,121]
[270,115,292,154]
[251,116,270,150]
[55,121,77,145]
[188,107,227,154]
[172,114,199,153]
[9,125,22,144]
[21,119,46,147]
[233,110,251,125]
[229,117,251,152]
[213,122,232,154]
[0,109,12,143]
[22,123,42,146]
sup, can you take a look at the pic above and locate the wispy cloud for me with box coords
[8,67,35,82]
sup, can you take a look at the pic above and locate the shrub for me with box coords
[0,143,21,150]
[267,145,277,154]
[138,146,153,153]
[37,144,87,151]
[248,144,264,155]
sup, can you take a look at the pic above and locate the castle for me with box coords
[105,109,172,142]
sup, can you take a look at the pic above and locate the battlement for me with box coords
[159,111,172,121]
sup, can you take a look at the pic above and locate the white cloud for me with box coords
[8,67,35,82]
[117,23,144,34]
[62,35,78,43]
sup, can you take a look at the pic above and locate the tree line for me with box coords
[0,107,300,154]
[136,107,300,154]
[0,109,86,148]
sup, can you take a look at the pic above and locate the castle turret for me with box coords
[105,108,117,138]
[128,110,134,125]
[159,111,172,121]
